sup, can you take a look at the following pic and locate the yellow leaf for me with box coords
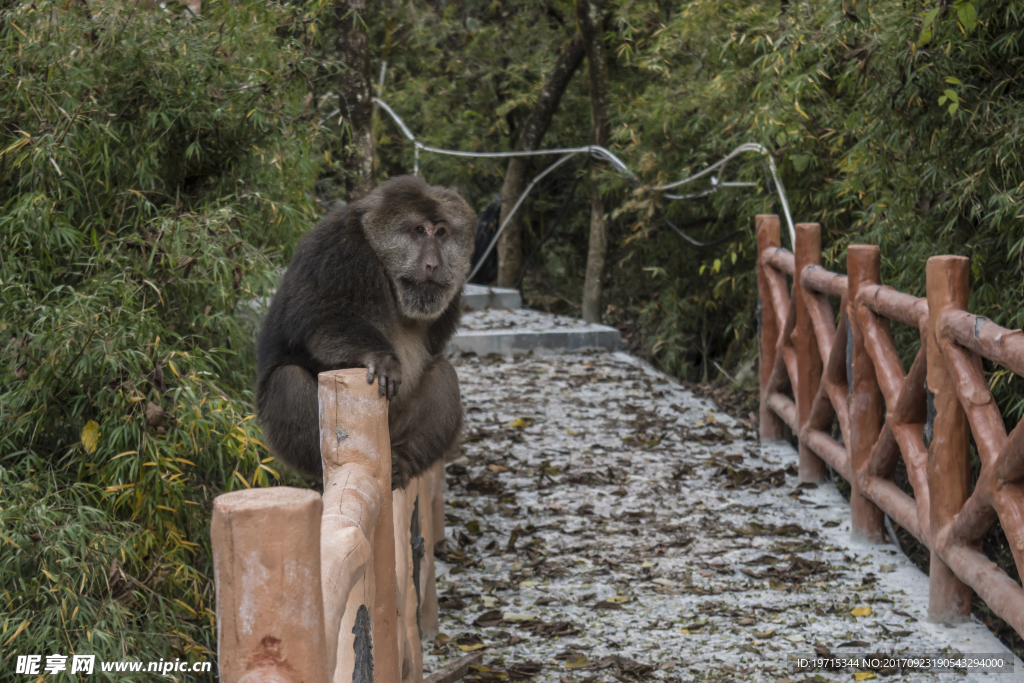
[4,620,30,647]
[501,612,536,622]
[173,599,197,616]
[112,451,137,460]
[565,653,590,669]
[854,673,877,681]
[851,606,872,617]
[81,420,100,453]
[457,643,485,652]
[794,98,810,120]
[606,595,630,604]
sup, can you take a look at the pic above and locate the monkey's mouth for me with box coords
[397,278,451,318]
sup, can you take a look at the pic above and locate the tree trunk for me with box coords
[575,0,610,323]
[496,33,585,288]
[336,0,375,200]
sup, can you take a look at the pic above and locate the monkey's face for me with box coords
[361,176,475,320]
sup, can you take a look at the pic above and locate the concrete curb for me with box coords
[448,324,621,356]
[462,284,522,311]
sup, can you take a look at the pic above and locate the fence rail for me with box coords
[757,215,1024,637]
[212,369,445,683]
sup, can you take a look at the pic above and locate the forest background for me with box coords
[2,0,1023,664]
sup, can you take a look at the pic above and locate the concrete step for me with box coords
[449,308,621,356]
[462,284,521,311]
[244,284,618,356]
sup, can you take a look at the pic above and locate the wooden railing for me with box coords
[757,215,1024,637]
[211,369,445,683]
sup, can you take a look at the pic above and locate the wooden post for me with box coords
[212,487,329,683]
[794,223,826,482]
[756,215,785,441]
[418,461,445,642]
[319,369,400,683]
[846,246,887,543]
[926,256,973,623]
[393,480,424,683]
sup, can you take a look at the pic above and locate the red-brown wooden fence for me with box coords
[757,215,1024,637]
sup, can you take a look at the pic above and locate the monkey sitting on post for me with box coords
[255,176,476,489]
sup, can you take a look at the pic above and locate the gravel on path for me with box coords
[424,349,1020,682]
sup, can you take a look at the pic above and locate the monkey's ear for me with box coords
[348,188,384,229]
[351,186,383,213]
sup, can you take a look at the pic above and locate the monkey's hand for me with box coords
[365,353,402,400]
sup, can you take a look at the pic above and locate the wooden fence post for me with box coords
[926,256,973,623]
[319,369,400,683]
[418,461,445,642]
[393,480,425,683]
[756,214,785,441]
[794,223,826,482]
[846,246,887,543]
[212,487,329,683]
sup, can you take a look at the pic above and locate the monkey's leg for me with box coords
[256,364,322,477]
[388,356,463,490]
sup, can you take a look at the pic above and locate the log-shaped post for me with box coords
[212,487,329,683]
[393,480,425,683]
[794,223,826,482]
[418,461,445,642]
[847,246,886,543]
[319,369,400,683]
[926,256,973,623]
[757,214,785,441]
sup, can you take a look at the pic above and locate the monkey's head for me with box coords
[359,176,476,320]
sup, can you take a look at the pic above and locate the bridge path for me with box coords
[424,319,1020,682]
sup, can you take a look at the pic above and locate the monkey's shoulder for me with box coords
[286,210,393,303]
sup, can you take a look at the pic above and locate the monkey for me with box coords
[255,175,476,489]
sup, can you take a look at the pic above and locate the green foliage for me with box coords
[0,0,321,662]
[372,0,589,205]
[372,0,1024,410]
[609,0,1024,380]
[4,0,1024,661]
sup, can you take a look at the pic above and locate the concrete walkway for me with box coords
[425,308,1021,682]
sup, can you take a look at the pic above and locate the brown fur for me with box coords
[256,176,476,488]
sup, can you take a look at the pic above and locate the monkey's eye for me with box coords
[415,225,426,234]
[436,227,446,236]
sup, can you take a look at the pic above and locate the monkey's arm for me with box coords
[305,318,403,399]
[387,356,462,489]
